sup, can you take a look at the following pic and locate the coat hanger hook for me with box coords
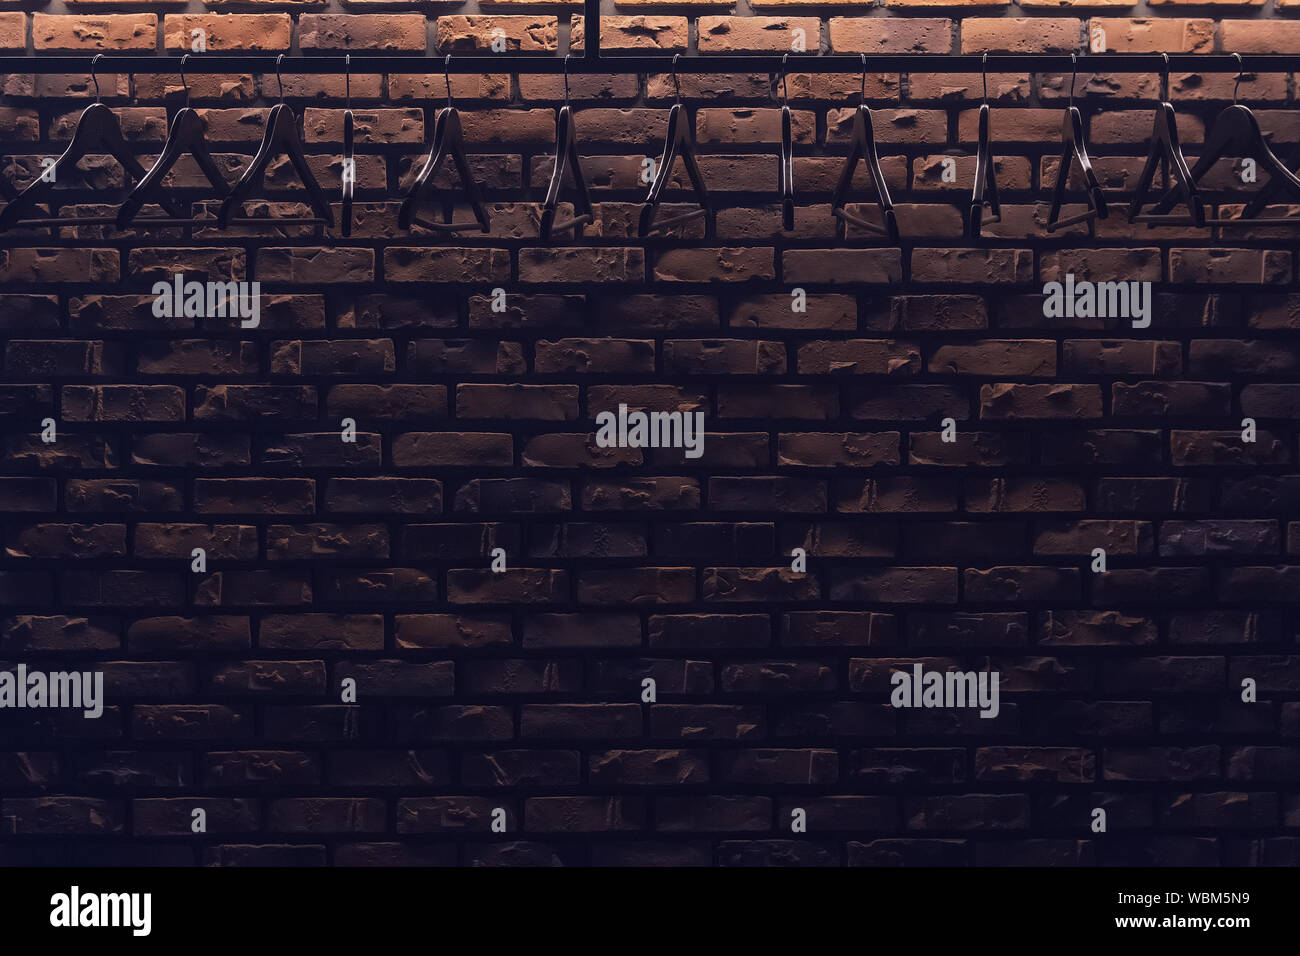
[345,54,351,108]
[276,53,284,102]
[92,53,103,103]
[981,52,988,104]
[781,53,789,105]
[1069,52,1077,106]
[563,53,571,106]
[1233,52,1243,104]
[444,54,452,110]
[859,53,866,102]
[1160,52,1169,102]
[672,53,681,103]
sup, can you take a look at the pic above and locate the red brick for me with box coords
[162,14,291,52]
[961,18,1082,53]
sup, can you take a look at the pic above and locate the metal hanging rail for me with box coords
[0,53,1292,75]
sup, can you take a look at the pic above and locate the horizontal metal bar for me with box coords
[1045,209,1100,230]
[0,53,1295,76]
[833,209,890,235]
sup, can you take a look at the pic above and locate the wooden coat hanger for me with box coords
[639,54,709,237]
[1128,53,1204,226]
[831,54,899,243]
[342,54,355,237]
[539,55,594,241]
[1242,136,1300,219]
[116,54,228,230]
[967,54,1001,239]
[217,55,334,230]
[1047,54,1109,234]
[778,54,794,231]
[0,55,184,231]
[1151,55,1300,225]
[398,55,492,234]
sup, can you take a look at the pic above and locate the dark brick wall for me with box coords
[1,4,1299,866]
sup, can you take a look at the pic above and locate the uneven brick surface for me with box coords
[1,4,1300,868]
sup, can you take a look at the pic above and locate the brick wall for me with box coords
[1,2,1299,867]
